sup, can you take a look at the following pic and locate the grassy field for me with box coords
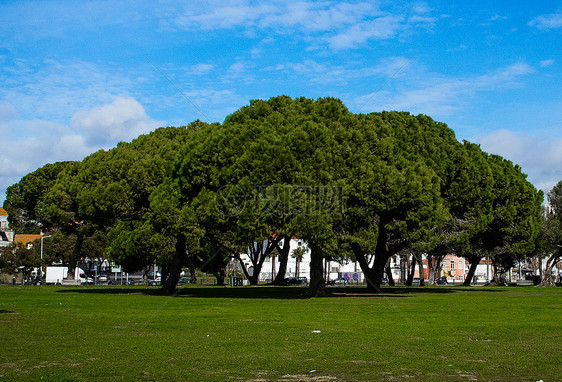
[0,285,561,382]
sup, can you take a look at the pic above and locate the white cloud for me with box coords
[356,62,535,116]
[0,97,164,203]
[540,59,555,68]
[477,129,562,193]
[408,15,437,24]
[71,97,163,147]
[174,2,276,30]
[190,63,214,75]
[0,59,132,125]
[411,2,432,15]
[0,119,92,204]
[172,1,377,32]
[328,16,403,49]
[262,56,409,87]
[0,102,16,121]
[169,1,439,50]
[529,13,562,29]
[490,14,508,22]
[262,1,378,32]
[471,62,535,88]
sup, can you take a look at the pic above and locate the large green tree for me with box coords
[5,96,545,295]
[73,124,206,292]
[463,154,543,284]
[3,161,92,280]
[168,97,355,295]
[537,181,562,286]
[4,161,76,233]
[344,112,454,291]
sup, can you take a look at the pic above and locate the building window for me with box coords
[450,261,455,269]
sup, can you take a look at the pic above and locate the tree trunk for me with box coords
[214,268,226,286]
[187,252,198,284]
[400,255,407,285]
[248,270,259,286]
[272,237,290,285]
[385,261,395,286]
[189,267,197,284]
[370,254,389,291]
[539,253,561,286]
[428,263,436,285]
[235,255,254,284]
[66,232,84,280]
[540,267,554,286]
[491,262,506,286]
[405,255,416,286]
[352,218,395,292]
[427,252,446,285]
[160,235,187,295]
[414,253,425,286]
[308,246,326,297]
[161,263,170,286]
[246,237,282,285]
[143,265,150,284]
[463,256,481,286]
[353,243,389,292]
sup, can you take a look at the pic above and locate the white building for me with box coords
[238,237,393,284]
[0,207,15,247]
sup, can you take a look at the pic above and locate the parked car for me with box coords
[283,277,307,286]
[97,274,111,284]
[147,271,161,286]
[326,277,348,286]
[147,271,161,279]
[113,277,135,285]
[177,277,191,286]
[147,276,161,286]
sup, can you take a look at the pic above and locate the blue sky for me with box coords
[1,0,562,204]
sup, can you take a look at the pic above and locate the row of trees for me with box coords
[538,182,562,285]
[1,96,553,295]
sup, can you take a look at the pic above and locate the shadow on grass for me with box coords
[56,285,310,299]
[54,285,478,299]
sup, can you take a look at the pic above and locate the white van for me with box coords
[45,266,94,284]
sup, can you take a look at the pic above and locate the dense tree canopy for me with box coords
[537,181,562,286]
[2,96,544,294]
[4,161,77,233]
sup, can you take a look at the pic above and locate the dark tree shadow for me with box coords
[53,285,488,299]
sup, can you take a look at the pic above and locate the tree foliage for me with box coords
[2,96,543,293]
[537,181,562,285]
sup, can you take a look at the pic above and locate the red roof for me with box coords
[0,207,8,216]
[14,234,42,246]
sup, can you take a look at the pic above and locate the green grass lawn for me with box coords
[1,285,561,381]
